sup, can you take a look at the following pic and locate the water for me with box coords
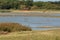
[0,14,60,30]
[32,28,58,30]
[51,14,60,16]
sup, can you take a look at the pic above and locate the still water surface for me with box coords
[0,16,60,30]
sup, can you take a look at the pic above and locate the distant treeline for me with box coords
[33,1,60,10]
[0,0,60,10]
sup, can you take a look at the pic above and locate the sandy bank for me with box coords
[12,10,60,14]
[0,10,60,17]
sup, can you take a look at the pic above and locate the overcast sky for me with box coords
[34,0,60,2]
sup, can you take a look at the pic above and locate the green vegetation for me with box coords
[0,10,11,12]
[0,0,33,10]
[0,0,60,10]
[33,1,60,10]
[0,23,32,33]
[0,29,60,40]
[0,0,20,10]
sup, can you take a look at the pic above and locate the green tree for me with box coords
[0,0,20,9]
[25,0,33,10]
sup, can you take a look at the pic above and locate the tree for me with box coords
[25,0,33,10]
[0,0,20,9]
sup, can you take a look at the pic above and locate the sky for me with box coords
[34,0,60,2]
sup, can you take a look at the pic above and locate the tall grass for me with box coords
[0,10,11,13]
[0,29,60,40]
[0,23,32,33]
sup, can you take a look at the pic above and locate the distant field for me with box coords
[0,29,60,40]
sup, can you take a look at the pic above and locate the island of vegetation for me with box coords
[0,23,31,34]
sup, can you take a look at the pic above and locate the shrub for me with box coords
[0,23,32,32]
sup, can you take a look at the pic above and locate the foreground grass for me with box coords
[0,29,60,40]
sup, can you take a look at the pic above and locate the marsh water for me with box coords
[0,13,60,30]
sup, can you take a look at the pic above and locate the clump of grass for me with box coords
[0,10,11,13]
[0,23,32,33]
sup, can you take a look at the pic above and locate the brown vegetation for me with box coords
[0,23,32,34]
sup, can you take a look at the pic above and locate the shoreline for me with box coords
[12,10,60,13]
[0,10,60,17]
[0,10,60,13]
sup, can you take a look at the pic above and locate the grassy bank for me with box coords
[11,10,60,14]
[0,29,60,40]
[0,9,60,13]
[0,10,12,13]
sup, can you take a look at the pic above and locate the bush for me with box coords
[0,23,32,32]
[31,6,38,9]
